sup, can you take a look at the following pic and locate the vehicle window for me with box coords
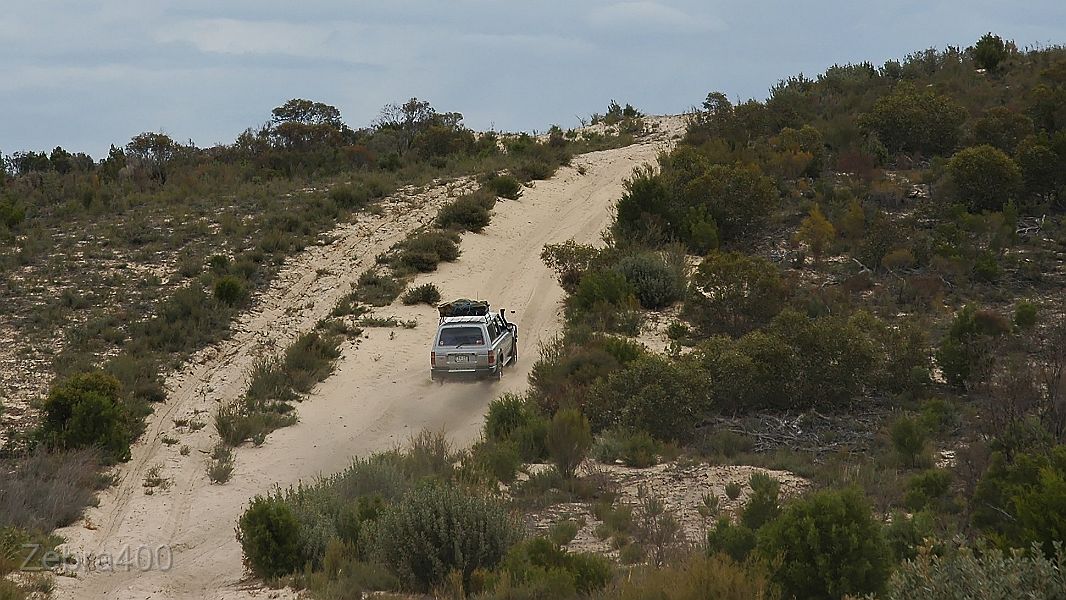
[438,326,485,347]
[487,322,499,341]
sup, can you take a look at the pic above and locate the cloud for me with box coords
[586,1,725,34]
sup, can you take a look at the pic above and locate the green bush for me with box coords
[237,493,304,579]
[394,230,461,273]
[586,354,710,442]
[706,518,757,562]
[487,537,613,596]
[476,440,522,484]
[485,174,522,199]
[741,472,780,531]
[1014,301,1038,330]
[485,393,533,441]
[603,553,774,600]
[883,543,1066,600]
[904,469,953,512]
[684,251,787,337]
[936,305,1007,388]
[757,488,890,600]
[546,409,593,479]
[368,480,520,590]
[891,415,929,469]
[38,371,132,463]
[592,428,661,468]
[436,191,496,232]
[947,145,1022,213]
[569,270,639,332]
[859,83,966,155]
[353,269,404,306]
[972,446,1066,557]
[213,275,246,306]
[614,251,687,310]
[283,331,342,393]
[400,283,441,305]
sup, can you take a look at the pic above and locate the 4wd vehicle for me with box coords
[431,299,518,381]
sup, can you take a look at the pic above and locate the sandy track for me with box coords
[54,119,681,600]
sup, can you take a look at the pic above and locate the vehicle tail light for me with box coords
[430,352,436,366]
[487,352,496,365]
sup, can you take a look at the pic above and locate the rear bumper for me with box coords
[431,365,498,380]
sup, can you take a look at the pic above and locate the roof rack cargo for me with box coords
[438,299,490,320]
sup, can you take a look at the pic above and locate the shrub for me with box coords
[586,355,710,442]
[592,428,660,468]
[884,543,1066,599]
[213,275,246,306]
[795,203,836,259]
[684,251,787,337]
[488,537,613,596]
[725,482,743,501]
[542,240,601,293]
[904,469,953,512]
[283,331,342,393]
[400,283,441,305]
[706,518,757,562]
[1014,301,1038,330]
[614,251,687,310]
[207,443,235,484]
[741,473,780,531]
[394,230,461,273]
[757,488,890,600]
[891,415,929,469]
[947,145,1022,213]
[936,305,1007,388]
[485,393,533,441]
[859,83,966,155]
[436,191,496,232]
[237,493,304,579]
[0,449,103,531]
[353,269,404,306]
[972,446,1066,557]
[546,409,592,479]
[485,174,522,199]
[476,440,522,484]
[38,371,132,463]
[368,480,520,590]
[605,554,774,600]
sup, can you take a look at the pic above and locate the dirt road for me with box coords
[54,118,682,600]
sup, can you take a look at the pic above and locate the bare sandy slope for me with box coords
[53,120,682,600]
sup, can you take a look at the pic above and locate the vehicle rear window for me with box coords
[438,326,484,347]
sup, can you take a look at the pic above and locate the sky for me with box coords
[1,1,1064,158]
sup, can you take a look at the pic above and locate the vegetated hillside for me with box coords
[225,35,1066,600]
[0,98,643,447]
[0,96,651,598]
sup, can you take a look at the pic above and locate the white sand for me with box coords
[52,118,683,600]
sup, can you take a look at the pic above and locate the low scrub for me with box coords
[400,283,442,306]
[757,487,890,600]
[601,553,774,600]
[368,480,521,591]
[37,371,134,463]
[0,449,104,532]
[393,230,461,274]
[882,543,1066,599]
[484,174,522,199]
[592,428,661,468]
[436,190,496,232]
[352,269,404,307]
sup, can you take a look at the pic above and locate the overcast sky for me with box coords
[2,1,1064,157]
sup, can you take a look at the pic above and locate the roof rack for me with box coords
[438,299,490,322]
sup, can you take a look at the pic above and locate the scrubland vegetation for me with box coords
[0,95,641,597]
[224,35,1066,599]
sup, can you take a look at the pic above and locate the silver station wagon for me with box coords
[431,300,518,381]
